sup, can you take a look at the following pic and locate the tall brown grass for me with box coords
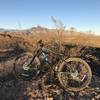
[0,28,100,54]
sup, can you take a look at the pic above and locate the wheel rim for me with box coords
[57,58,92,91]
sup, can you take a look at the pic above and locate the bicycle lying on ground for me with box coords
[13,41,92,91]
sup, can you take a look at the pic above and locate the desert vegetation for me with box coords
[0,22,100,99]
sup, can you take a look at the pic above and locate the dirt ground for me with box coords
[0,73,100,100]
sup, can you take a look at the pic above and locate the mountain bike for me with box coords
[13,42,92,91]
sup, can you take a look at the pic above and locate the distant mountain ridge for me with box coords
[0,28,18,32]
[0,28,6,32]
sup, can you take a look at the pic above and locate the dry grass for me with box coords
[0,28,100,54]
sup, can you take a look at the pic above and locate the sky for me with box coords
[0,0,100,35]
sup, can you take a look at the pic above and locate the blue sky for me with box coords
[0,0,100,34]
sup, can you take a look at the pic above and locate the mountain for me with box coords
[0,28,18,33]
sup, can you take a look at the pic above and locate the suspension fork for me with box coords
[27,55,36,67]
[27,50,42,67]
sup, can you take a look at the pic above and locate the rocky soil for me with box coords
[0,71,99,100]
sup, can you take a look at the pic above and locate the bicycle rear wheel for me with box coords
[57,57,92,91]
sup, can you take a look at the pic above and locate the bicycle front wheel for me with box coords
[13,52,40,80]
